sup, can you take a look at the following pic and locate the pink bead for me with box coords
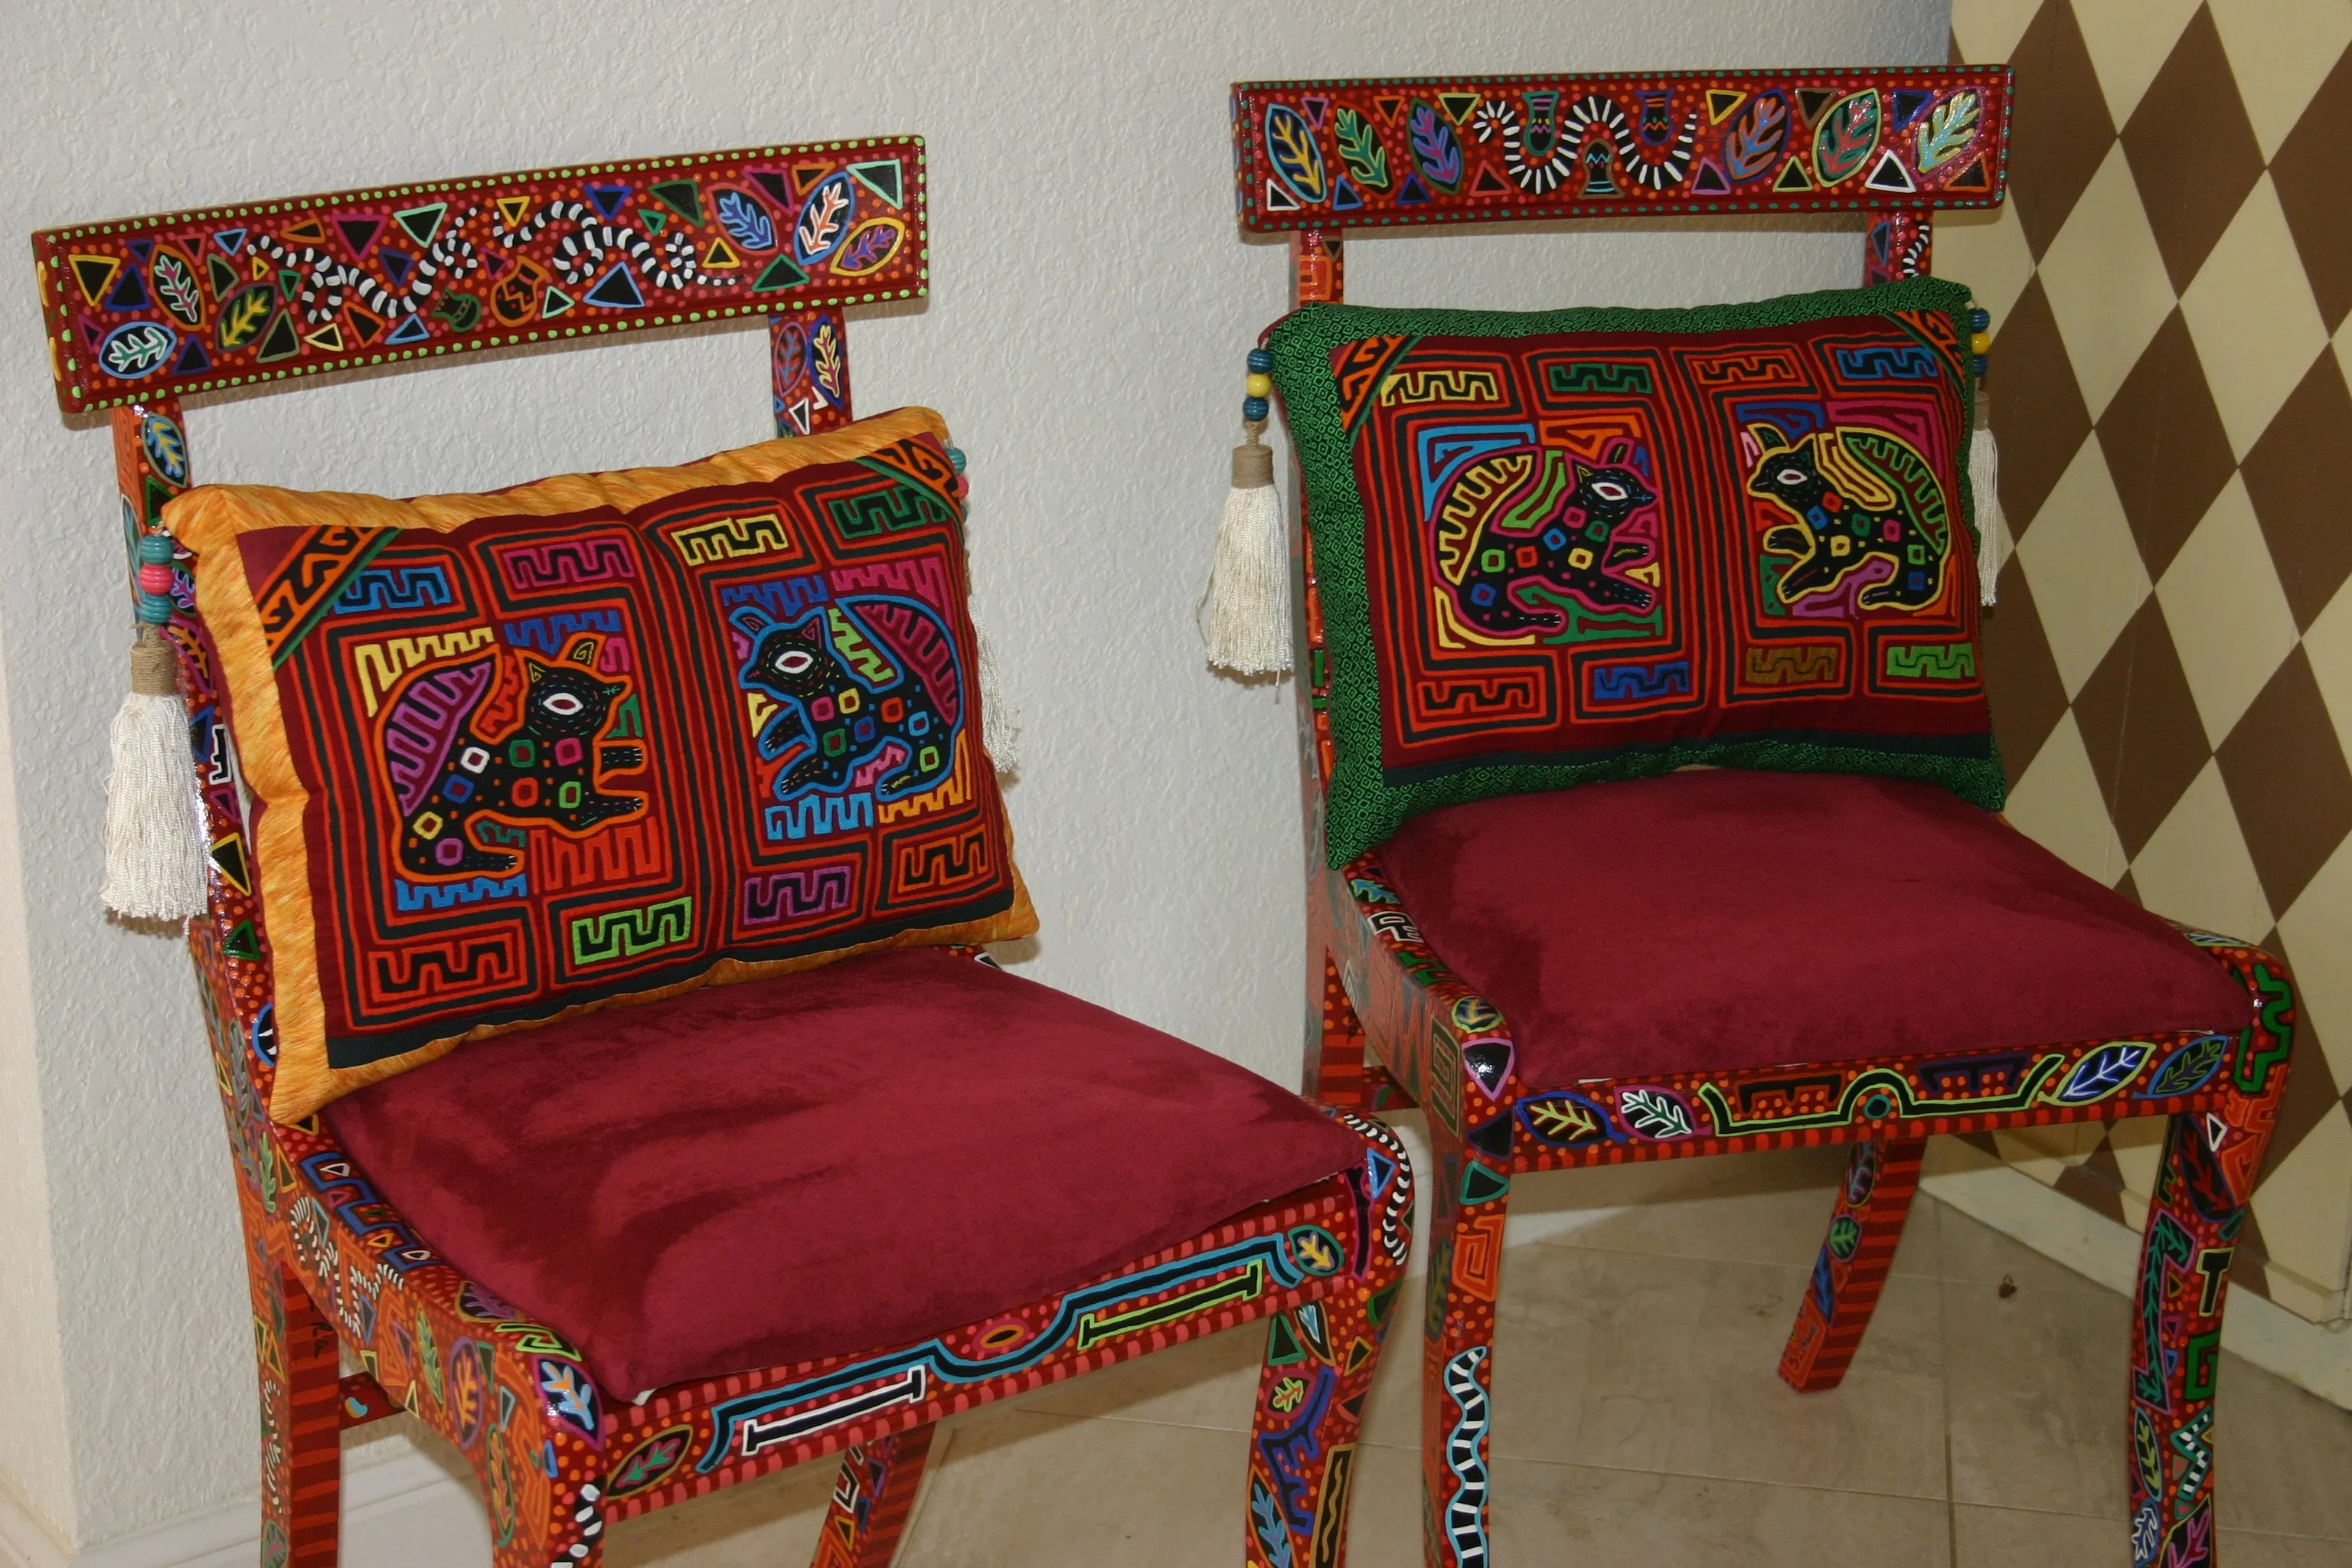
[139,562,174,593]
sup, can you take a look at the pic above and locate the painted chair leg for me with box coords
[1779,1136,1926,1392]
[1249,1282,1395,1566]
[2127,1103,2276,1568]
[1419,1122,1509,1568]
[249,1253,343,1567]
[1307,950,1374,1108]
[810,1424,937,1568]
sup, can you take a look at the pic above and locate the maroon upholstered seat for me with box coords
[1377,769,2252,1089]
[327,946,1363,1397]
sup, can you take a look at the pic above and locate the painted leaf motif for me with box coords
[812,318,844,402]
[1334,106,1392,192]
[535,1358,598,1431]
[1617,1086,1695,1140]
[1251,1477,1297,1568]
[713,188,777,253]
[1521,1095,1603,1145]
[2145,1034,2231,1097]
[1264,103,1328,204]
[152,250,204,327]
[144,419,188,483]
[1409,101,1463,190]
[218,284,275,349]
[793,175,854,266]
[1814,91,1882,185]
[1725,93,1788,181]
[100,322,175,377]
[2056,1041,2151,1104]
[830,217,903,276]
[1914,90,1980,172]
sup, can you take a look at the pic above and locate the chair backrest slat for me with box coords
[31,136,927,416]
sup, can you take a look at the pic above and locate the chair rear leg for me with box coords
[1306,950,1373,1107]
[248,1253,343,1567]
[1419,1122,1508,1568]
[1779,1136,1925,1393]
[810,1424,936,1568]
[1248,1276,1398,1568]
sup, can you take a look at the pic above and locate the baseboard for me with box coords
[1921,1141,2352,1410]
[0,1444,484,1568]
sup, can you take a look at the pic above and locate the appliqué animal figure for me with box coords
[1746,423,1951,611]
[382,635,645,877]
[1434,442,1658,636]
[732,601,955,802]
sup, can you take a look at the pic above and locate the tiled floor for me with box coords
[593,1136,2352,1567]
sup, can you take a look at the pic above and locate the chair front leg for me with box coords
[247,1250,343,1568]
[810,1423,937,1568]
[1779,1135,1925,1392]
[1419,1119,1508,1568]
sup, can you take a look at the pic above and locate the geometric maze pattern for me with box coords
[1941,0,2352,1325]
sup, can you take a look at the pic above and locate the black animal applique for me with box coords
[381,637,645,879]
[1746,424,1952,611]
[732,603,955,802]
[1436,446,1659,636]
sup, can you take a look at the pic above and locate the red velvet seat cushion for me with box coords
[1377,770,2252,1088]
[325,946,1363,1397]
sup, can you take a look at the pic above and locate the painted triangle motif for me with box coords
[255,310,302,361]
[302,323,345,352]
[126,237,155,265]
[782,396,812,435]
[846,159,903,209]
[2207,1113,2230,1150]
[168,337,211,377]
[1690,158,1730,194]
[391,202,446,247]
[1374,95,1404,122]
[1438,91,1479,125]
[104,266,152,312]
[585,184,632,221]
[638,208,668,236]
[583,263,645,309]
[282,218,328,245]
[1461,1161,1511,1205]
[789,162,831,198]
[1707,89,1745,123]
[1942,156,1990,192]
[750,171,795,210]
[1396,172,1431,204]
[212,227,248,256]
[207,253,239,299]
[1266,1315,1305,1365]
[752,255,808,292]
[1889,88,1933,130]
[346,305,383,345]
[383,312,431,345]
[1772,158,1815,191]
[1264,177,1300,213]
[1862,149,1916,193]
[1344,1338,1373,1374]
[541,286,574,318]
[335,217,384,258]
[648,179,702,227]
[68,254,119,306]
[223,920,263,961]
[702,235,740,269]
[377,247,415,286]
[1331,176,1363,211]
[1471,165,1511,195]
[495,196,533,229]
[1795,87,1834,124]
[1302,95,1329,126]
[1295,1302,1331,1362]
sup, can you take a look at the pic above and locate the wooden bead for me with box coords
[1246,373,1273,398]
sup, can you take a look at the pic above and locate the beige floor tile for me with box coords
[1942,1272,2132,1517]
[1446,1243,1950,1498]
[1936,1199,2117,1297]
[1952,1503,2129,1566]
[2216,1531,2352,1566]
[1524,1144,1940,1279]
[600,1452,835,1566]
[2214,1349,2352,1540]
[1011,1320,1265,1431]
[1485,1455,1953,1567]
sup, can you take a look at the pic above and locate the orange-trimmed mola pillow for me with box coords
[168,407,1034,1122]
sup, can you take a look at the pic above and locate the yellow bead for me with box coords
[1245,373,1273,398]
[1969,332,1991,356]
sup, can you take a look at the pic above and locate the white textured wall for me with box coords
[0,0,1946,1549]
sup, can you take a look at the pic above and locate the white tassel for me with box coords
[101,627,208,923]
[977,628,1020,776]
[1202,433,1291,674]
[1969,410,2009,608]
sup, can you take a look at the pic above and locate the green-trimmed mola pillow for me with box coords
[1268,277,2002,867]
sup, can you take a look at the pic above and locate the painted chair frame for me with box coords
[34,139,1413,1568]
[1230,70,2299,1568]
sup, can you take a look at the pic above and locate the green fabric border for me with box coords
[1268,277,2004,867]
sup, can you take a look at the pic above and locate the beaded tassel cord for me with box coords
[1203,348,1291,675]
[102,532,207,921]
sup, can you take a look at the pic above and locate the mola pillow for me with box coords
[168,407,1034,1122]
[1266,276,2002,866]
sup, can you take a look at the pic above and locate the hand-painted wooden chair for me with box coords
[1229,71,2298,1567]
[35,137,1410,1568]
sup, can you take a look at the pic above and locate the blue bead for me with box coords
[1243,396,1270,421]
[1968,307,1990,332]
[137,533,174,564]
[945,446,966,474]
[137,592,174,625]
[1970,355,1988,377]
[1246,348,1272,374]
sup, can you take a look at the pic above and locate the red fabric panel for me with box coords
[1377,770,2252,1088]
[326,947,1361,1396]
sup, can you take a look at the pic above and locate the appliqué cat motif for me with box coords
[1431,442,1660,636]
[1746,423,1952,611]
[730,599,959,803]
[379,635,645,877]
